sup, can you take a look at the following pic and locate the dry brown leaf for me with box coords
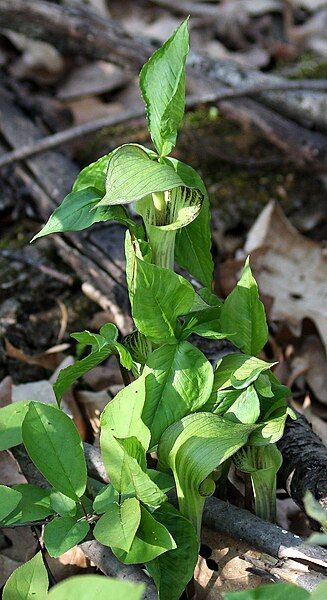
[5,338,70,371]
[195,527,265,599]
[58,61,129,101]
[46,546,92,582]
[0,554,22,588]
[76,389,111,435]
[3,30,64,83]
[1,526,37,563]
[66,97,123,125]
[0,376,12,408]
[290,335,327,405]
[0,451,26,486]
[244,201,327,352]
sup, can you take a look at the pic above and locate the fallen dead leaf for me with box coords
[0,376,12,408]
[0,554,22,588]
[290,335,327,405]
[5,339,70,371]
[77,389,111,435]
[244,201,327,352]
[0,451,26,486]
[195,527,264,599]
[46,546,92,582]
[57,61,129,101]
[3,30,64,84]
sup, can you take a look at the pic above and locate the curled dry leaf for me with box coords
[5,338,70,371]
[244,201,327,353]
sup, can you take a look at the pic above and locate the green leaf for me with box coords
[50,492,77,517]
[147,503,198,600]
[140,19,189,156]
[158,412,254,535]
[0,485,22,521]
[312,581,327,600]
[94,498,141,552]
[223,582,310,599]
[113,505,176,564]
[307,532,327,545]
[115,437,167,508]
[3,551,48,600]
[0,401,30,451]
[47,575,144,600]
[44,516,90,558]
[22,402,87,501]
[200,389,242,415]
[32,188,133,241]
[132,258,195,343]
[255,373,274,398]
[100,377,150,493]
[248,404,291,446]
[142,341,214,445]
[175,197,213,288]
[224,385,260,425]
[147,470,175,493]
[220,257,268,356]
[100,144,185,206]
[1,484,53,526]
[213,354,276,391]
[53,346,112,404]
[72,154,111,194]
[93,483,118,514]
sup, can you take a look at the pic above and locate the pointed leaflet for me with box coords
[132,258,195,343]
[224,385,260,425]
[100,377,150,492]
[93,483,118,514]
[1,484,53,526]
[142,341,214,445]
[115,437,167,507]
[158,412,254,535]
[0,401,30,450]
[221,258,268,356]
[53,323,132,404]
[53,347,112,403]
[212,353,275,391]
[44,516,89,558]
[72,153,111,194]
[94,498,141,552]
[0,486,22,521]
[50,492,77,517]
[3,551,48,600]
[22,403,87,501]
[146,503,199,600]
[113,505,176,564]
[32,188,133,241]
[47,575,144,600]
[140,19,189,156]
[100,144,184,206]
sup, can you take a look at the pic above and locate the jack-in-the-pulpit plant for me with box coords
[0,20,294,599]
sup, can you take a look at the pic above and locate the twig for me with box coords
[0,249,74,286]
[80,540,157,600]
[0,82,326,170]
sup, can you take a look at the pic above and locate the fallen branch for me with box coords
[1,82,326,169]
[80,541,157,600]
[9,444,327,593]
[1,0,327,169]
[278,411,327,514]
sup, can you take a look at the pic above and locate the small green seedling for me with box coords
[0,20,293,599]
